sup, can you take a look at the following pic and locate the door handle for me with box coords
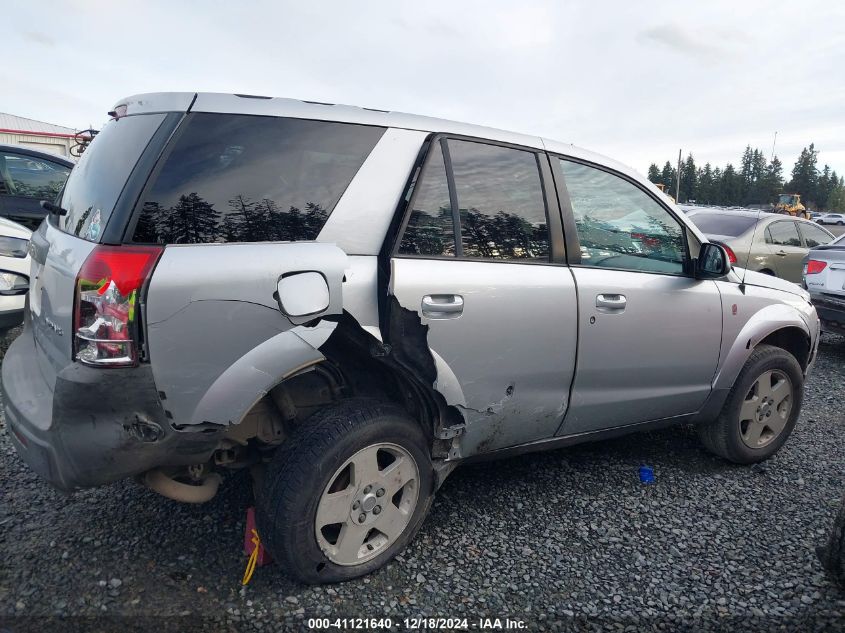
[596,293,627,313]
[776,250,788,256]
[421,294,464,319]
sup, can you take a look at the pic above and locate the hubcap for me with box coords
[315,442,419,566]
[738,369,793,449]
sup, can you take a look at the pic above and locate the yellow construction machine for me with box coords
[774,193,809,219]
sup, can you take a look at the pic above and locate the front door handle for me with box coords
[596,293,626,313]
[421,294,464,319]
[776,250,788,256]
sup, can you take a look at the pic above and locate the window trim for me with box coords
[550,153,694,278]
[392,133,565,265]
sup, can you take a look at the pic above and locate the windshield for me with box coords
[778,194,795,205]
[688,213,758,237]
[58,114,166,241]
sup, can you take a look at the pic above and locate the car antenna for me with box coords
[738,209,765,292]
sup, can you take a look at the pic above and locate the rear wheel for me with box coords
[256,399,434,584]
[698,345,803,463]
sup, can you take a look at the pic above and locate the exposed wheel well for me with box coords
[757,327,811,371]
[227,316,457,460]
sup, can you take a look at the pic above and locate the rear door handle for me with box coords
[596,293,626,313]
[776,250,788,256]
[421,294,464,319]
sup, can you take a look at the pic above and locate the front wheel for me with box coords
[698,344,803,464]
[256,399,434,584]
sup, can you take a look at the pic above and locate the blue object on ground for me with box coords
[639,465,655,484]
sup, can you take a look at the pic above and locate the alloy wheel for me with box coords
[738,369,793,449]
[315,442,420,566]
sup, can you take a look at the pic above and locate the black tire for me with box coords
[255,399,434,584]
[818,493,845,586]
[697,344,803,464]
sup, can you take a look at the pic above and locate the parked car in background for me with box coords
[686,209,835,283]
[2,92,821,584]
[818,213,845,226]
[0,217,31,335]
[0,144,73,230]
[809,212,825,221]
[803,233,845,333]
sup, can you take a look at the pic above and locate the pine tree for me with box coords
[828,183,845,213]
[647,164,660,183]
[680,154,697,202]
[660,162,677,194]
[739,145,754,204]
[788,144,819,204]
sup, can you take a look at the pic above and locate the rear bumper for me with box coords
[810,293,845,334]
[2,325,222,491]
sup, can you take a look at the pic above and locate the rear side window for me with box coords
[60,114,166,241]
[397,138,550,262]
[688,213,757,237]
[0,151,70,199]
[799,222,833,247]
[132,113,385,244]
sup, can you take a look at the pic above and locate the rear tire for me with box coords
[256,399,434,584]
[698,345,803,464]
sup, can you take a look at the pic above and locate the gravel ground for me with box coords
[1,326,844,632]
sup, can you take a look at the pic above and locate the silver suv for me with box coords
[2,93,820,583]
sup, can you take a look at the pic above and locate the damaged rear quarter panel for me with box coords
[145,242,348,426]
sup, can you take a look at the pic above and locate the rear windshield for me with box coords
[59,114,166,241]
[688,213,757,237]
[132,113,385,244]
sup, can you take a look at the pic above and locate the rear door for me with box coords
[765,220,805,282]
[552,158,722,435]
[389,137,577,455]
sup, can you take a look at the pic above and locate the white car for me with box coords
[818,213,845,226]
[0,217,31,335]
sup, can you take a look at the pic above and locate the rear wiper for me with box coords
[40,200,68,216]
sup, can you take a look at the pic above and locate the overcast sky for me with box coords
[3,1,844,177]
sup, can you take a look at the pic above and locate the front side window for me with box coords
[0,151,70,200]
[766,221,800,246]
[559,159,686,274]
[449,140,549,261]
[799,223,833,248]
[398,143,455,256]
[133,113,385,244]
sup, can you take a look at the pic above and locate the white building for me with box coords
[0,113,85,159]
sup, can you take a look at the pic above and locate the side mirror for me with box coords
[275,271,330,318]
[695,243,732,279]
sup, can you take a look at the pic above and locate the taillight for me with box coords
[806,260,827,275]
[721,244,738,264]
[73,245,162,367]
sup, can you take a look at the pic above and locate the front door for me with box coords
[553,158,722,435]
[389,137,577,455]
